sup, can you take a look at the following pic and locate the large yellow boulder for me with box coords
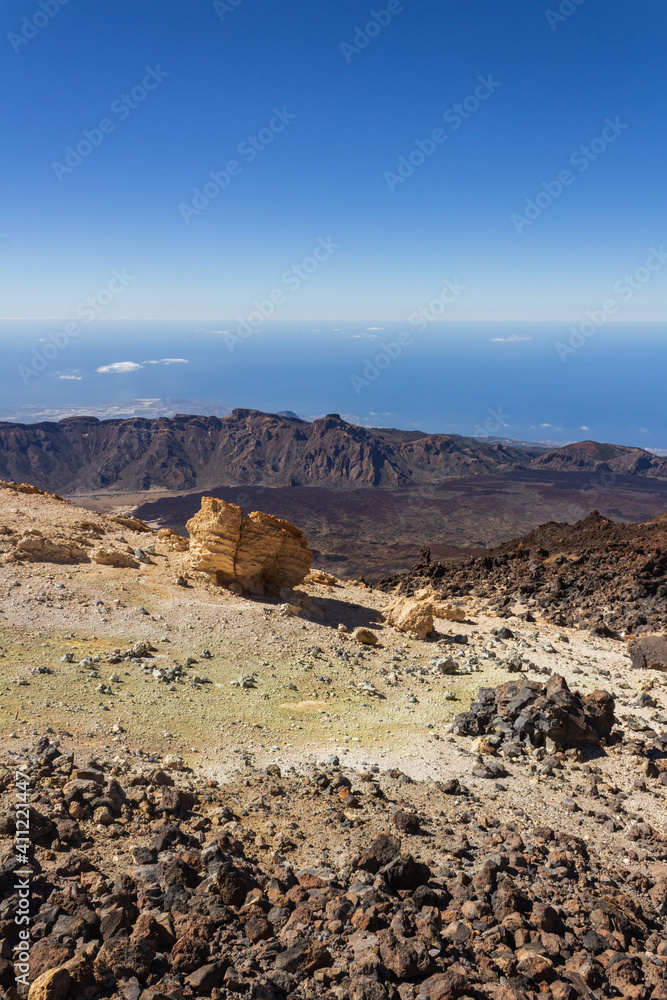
[186,497,312,595]
[384,596,434,639]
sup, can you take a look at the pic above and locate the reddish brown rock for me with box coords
[274,938,331,973]
[417,969,468,999]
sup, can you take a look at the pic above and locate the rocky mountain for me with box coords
[531,439,667,477]
[380,510,667,636]
[1,408,666,494]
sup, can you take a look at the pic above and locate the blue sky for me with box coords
[1,0,666,322]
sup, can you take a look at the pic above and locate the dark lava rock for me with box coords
[382,854,431,890]
[184,961,227,992]
[630,632,667,671]
[274,937,331,973]
[391,810,421,834]
[453,674,615,748]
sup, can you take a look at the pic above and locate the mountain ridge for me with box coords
[1,407,666,493]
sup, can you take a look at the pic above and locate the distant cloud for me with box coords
[540,422,553,428]
[59,374,82,380]
[580,425,590,431]
[142,358,189,365]
[490,335,533,343]
[97,362,143,374]
[640,427,649,433]
[97,358,189,375]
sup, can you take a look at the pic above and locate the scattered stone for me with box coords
[384,596,434,639]
[351,627,379,645]
[630,633,667,671]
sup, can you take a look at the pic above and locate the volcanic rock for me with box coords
[27,967,70,1000]
[629,633,667,671]
[453,675,615,748]
[186,496,312,595]
[351,628,379,645]
[380,510,667,635]
[90,547,139,568]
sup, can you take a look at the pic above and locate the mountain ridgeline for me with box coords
[0,408,666,494]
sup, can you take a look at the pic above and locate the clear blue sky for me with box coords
[2,0,666,321]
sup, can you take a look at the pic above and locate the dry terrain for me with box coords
[1,481,667,999]
[71,471,667,579]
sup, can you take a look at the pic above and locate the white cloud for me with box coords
[540,422,553,428]
[59,375,82,380]
[96,358,189,375]
[490,335,533,343]
[580,425,590,430]
[97,362,143,374]
[142,358,189,365]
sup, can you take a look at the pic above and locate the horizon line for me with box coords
[1,317,667,324]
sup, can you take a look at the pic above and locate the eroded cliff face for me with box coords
[186,496,312,595]
[0,410,537,492]
[2,409,666,495]
[186,497,243,582]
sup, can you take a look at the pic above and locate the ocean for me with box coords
[0,320,665,450]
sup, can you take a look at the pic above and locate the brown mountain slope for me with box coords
[532,439,667,477]
[0,409,665,493]
[379,509,667,635]
[0,409,537,493]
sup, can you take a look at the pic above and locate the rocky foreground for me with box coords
[2,714,667,1000]
[1,481,667,998]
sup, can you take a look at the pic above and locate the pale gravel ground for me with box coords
[1,481,667,875]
